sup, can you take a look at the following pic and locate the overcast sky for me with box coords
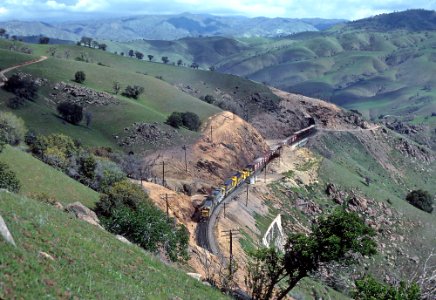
[0,0,435,22]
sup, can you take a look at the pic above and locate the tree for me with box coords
[98,43,107,51]
[0,162,21,193]
[96,180,189,262]
[74,71,86,83]
[161,56,169,64]
[245,209,377,300]
[209,65,216,71]
[80,36,93,47]
[190,62,199,69]
[112,81,121,94]
[128,49,134,58]
[57,102,83,125]
[354,275,421,300]
[181,112,201,131]
[3,74,38,101]
[135,51,144,60]
[7,96,26,109]
[203,94,215,104]
[406,190,433,213]
[166,112,183,128]
[122,85,144,99]
[0,28,6,38]
[177,59,183,66]
[85,111,92,127]
[39,36,50,44]
[147,54,154,61]
[0,112,26,147]
[92,41,99,49]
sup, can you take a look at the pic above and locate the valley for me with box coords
[0,8,435,300]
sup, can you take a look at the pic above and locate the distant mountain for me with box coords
[0,13,345,41]
[348,9,436,31]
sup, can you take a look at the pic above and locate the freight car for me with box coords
[199,125,316,219]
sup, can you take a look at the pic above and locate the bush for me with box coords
[406,190,433,213]
[74,71,86,83]
[122,85,144,99]
[3,74,38,100]
[57,102,83,125]
[166,112,183,128]
[0,112,26,147]
[166,112,201,131]
[0,162,21,193]
[203,94,215,104]
[97,181,189,261]
[181,112,201,131]
[354,275,420,300]
[7,96,26,109]
[91,159,126,192]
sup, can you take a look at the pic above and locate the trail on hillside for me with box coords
[0,56,48,87]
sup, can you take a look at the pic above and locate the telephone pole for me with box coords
[160,193,175,218]
[222,229,240,276]
[182,145,188,172]
[223,202,226,218]
[246,184,249,207]
[264,159,267,183]
[210,124,213,143]
[162,161,165,187]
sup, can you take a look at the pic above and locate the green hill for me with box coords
[0,191,227,299]
[0,145,99,207]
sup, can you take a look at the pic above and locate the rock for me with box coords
[187,273,202,281]
[39,251,55,261]
[65,202,103,229]
[325,183,337,196]
[410,256,420,264]
[183,184,193,196]
[53,202,64,210]
[0,214,16,247]
[349,196,367,210]
[116,235,132,245]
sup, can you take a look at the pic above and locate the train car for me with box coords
[200,198,214,218]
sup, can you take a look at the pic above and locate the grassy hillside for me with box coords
[0,191,227,299]
[0,39,281,151]
[0,146,99,207]
[0,39,223,150]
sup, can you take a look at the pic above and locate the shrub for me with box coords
[97,181,189,261]
[122,85,144,99]
[95,180,146,217]
[74,71,86,83]
[166,112,183,128]
[91,159,126,192]
[181,112,201,131]
[57,102,83,125]
[354,275,420,300]
[27,133,78,167]
[3,74,38,100]
[0,112,26,147]
[166,112,201,131]
[406,190,433,213]
[7,96,26,109]
[203,94,215,104]
[0,162,21,193]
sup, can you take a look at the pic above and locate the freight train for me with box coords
[199,125,316,219]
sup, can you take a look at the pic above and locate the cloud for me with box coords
[0,0,435,21]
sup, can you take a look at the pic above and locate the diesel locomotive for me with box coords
[200,125,316,219]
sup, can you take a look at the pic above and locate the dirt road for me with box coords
[0,56,48,87]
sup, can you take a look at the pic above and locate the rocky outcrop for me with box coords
[64,202,103,229]
[119,122,180,148]
[0,214,16,247]
[51,82,119,106]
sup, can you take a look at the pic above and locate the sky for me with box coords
[0,0,435,22]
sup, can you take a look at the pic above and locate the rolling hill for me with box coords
[0,13,345,42]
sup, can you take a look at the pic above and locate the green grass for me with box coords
[0,192,227,299]
[0,49,37,69]
[0,146,99,207]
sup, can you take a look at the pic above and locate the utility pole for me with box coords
[162,161,165,187]
[182,145,188,172]
[246,184,249,207]
[222,229,240,277]
[264,158,267,183]
[223,202,226,218]
[210,125,213,143]
[160,193,175,218]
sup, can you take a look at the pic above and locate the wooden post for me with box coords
[162,161,165,187]
[246,184,249,207]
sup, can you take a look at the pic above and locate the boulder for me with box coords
[0,214,16,247]
[65,202,103,229]
[187,273,202,281]
[116,235,132,245]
